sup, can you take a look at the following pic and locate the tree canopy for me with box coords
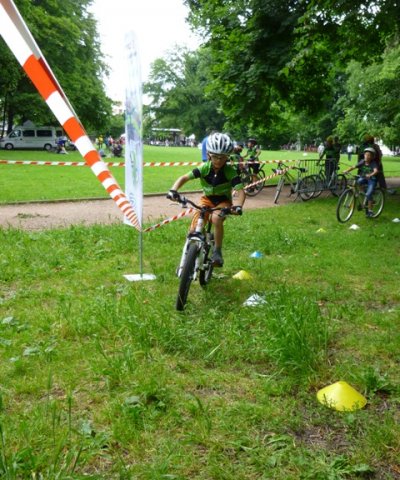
[169,0,400,145]
[0,0,112,134]
[144,46,226,140]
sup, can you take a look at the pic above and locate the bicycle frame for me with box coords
[273,161,311,203]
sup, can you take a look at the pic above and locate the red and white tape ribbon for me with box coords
[243,167,290,191]
[0,159,300,168]
[143,208,194,232]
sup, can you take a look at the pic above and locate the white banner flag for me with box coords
[124,31,143,227]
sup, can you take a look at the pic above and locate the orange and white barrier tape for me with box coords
[0,160,89,167]
[0,160,202,168]
[0,159,301,168]
[0,0,140,230]
[143,208,194,232]
[243,167,290,191]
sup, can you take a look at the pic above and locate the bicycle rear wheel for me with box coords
[369,188,385,218]
[336,188,355,223]
[298,175,316,201]
[176,242,198,311]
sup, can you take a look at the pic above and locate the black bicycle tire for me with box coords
[370,188,385,218]
[199,235,214,286]
[176,242,198,311]
[274,177,285,204]
[241,172,254,196]
[312,174,324,198]
[298,175,316,201]
[243,170,264,197]
[331,174,348,197]
[336,188,355,223]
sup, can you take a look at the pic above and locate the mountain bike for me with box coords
[272,161,315,204]
[173,196,234,311]
[336,175,385,223]
[309,159,347,198]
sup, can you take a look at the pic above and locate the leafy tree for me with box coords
[184,0,400,142]
[0,0,112,133]
[144,46,226,140]
[335,42,400,146]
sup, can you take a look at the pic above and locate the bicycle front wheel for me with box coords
[243,170,265,197]
[370,188,385,218]
[176,242,198,311]
[251,169,266,196]
[336,188,355,223]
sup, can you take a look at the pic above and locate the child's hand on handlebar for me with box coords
[166,189,181,202]
[231,206,243,215]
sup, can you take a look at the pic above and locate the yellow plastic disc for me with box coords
[317,381,367,411]
[232,270,252,280]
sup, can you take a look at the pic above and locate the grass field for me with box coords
[0,146,399,203]
[0,185,399,477]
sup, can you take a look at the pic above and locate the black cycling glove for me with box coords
[167,189,181,201]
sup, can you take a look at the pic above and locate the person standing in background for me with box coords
[347,143,354,162]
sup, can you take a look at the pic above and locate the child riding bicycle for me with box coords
[230,142,246,174]
[167,132,245,267]
[243,138,261,174]
[344,147,379,218]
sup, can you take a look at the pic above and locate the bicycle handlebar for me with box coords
[173,196,237,217]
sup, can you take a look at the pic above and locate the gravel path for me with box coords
[0,187,285,231]
[1,179,398,231]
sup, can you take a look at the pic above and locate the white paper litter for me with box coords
[243,294,267,306]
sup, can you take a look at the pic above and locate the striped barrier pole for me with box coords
[0,0,140,230]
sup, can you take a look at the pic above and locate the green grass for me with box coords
[1,146,399,203]
[0,195,399,478]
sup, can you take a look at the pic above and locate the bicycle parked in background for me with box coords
[336,175,385,223]
[172,196,235,311]
[308,159,347,198]
[272,161,315,204]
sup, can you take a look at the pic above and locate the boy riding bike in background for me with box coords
[344,147,379,218]
[244,138,261,174]
[167,133,245,267]
[230,142,245,174]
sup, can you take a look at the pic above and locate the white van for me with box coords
[0,125,63,151]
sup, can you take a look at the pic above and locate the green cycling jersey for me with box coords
[188,161,243,201]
